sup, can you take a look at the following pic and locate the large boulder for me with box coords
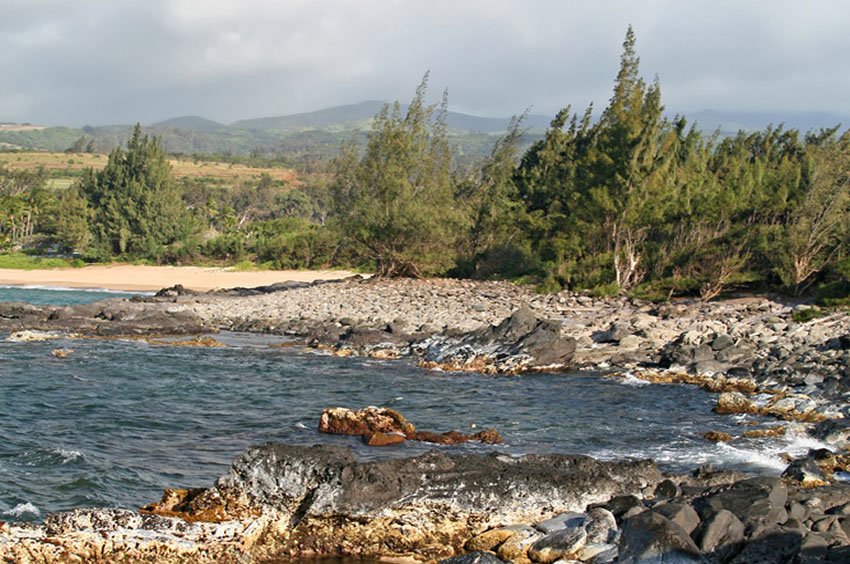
[618,511,703,563]
[421,306,577,373]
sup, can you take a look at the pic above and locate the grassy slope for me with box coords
[0,152,299,188]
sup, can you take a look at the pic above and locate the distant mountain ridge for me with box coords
[2,102,848,158]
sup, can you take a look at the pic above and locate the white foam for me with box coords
[3,502,39,518]
[619,371,650,387]
[294,422,308,430]
[51,448,83,464]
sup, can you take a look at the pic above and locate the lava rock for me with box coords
[618,511,702,563]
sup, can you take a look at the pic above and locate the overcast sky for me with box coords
[1,0,849,126]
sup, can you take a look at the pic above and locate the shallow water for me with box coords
[0,285,141,305]
[0,288,827,525]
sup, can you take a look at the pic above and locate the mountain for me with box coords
[230,101,552,134]
[688,110,848,135]
[152,116,226,132]
[3,102,848,160]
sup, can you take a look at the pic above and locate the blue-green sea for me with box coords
[0,286,828,524]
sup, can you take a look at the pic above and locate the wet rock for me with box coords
[713,392,758,415]
[813,419,850,449]
[318,406,416,437]
[410,429,504,446]
[364,431,406,446]
[574,542,618,563]
[703,431,733,443]
[783,455,828,486]
[618,511,702,563]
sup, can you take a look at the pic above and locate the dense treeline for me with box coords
[329,29,850,301]
[2,28,849,302]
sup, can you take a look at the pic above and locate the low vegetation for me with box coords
[2,27,849,304]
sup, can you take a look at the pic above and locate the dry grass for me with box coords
[0,152,299,188]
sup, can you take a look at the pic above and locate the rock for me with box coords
[703,431,733,443]
[599,494,644,520]
[782,455,827,486]
[574,542,618,563]
[594,321,632,344]
[728,526,802,564]
[653,479,682,500]
[584,507,618,544]
[618,511,702,563]
[813,419,850,449]
[652,503,700,535]
[409,429,504,445]
[693,509,744,560]
[497,525,542,563]
[535,512,586,534]
[618,334,643,349]
[70,444,660,562]
[318,406,416,437]
[714,392,758,415]
[466,527,524,552]
[364,431,406,446]
[527,526,587,563]
[441,551,505,564]
[695,477,788,531]
[711,334,735,351]
[422,306,576,373]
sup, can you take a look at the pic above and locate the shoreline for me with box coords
[0,264,361,292]
[2,277,850,561]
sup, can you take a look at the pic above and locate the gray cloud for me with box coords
[1,0,849,126]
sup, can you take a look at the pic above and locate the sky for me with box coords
[1,0,849,127]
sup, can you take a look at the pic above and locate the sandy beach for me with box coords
[0,264,360,292]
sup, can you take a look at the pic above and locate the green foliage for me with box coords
[330,75,462,277]
[0,252,83,270]
[78,125,197,261]
[791,306,825,323]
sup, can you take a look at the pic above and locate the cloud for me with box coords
[1,0,849,126]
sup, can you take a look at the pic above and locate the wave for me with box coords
[3,502,40,518]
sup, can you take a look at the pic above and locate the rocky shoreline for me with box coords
[2,276,850,561]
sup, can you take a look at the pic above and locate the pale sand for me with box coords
[0,264,360,292]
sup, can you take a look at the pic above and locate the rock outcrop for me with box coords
[317,406,504,447]
[0,443,662,562]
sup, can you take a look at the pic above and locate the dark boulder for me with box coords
[618,511,702,563]
[694,509,744,561]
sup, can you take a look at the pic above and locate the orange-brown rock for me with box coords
[410,429,504,445]
[703,431,733,442]
[742,426,787,438]
[364,431,407,446]
[318,406,416,437]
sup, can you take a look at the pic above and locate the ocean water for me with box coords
[0,287,825,525]
[0,285,141,306]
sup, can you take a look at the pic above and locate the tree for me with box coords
[775,133,850,292]
[330,75,461,277]
[78,124,194,259]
